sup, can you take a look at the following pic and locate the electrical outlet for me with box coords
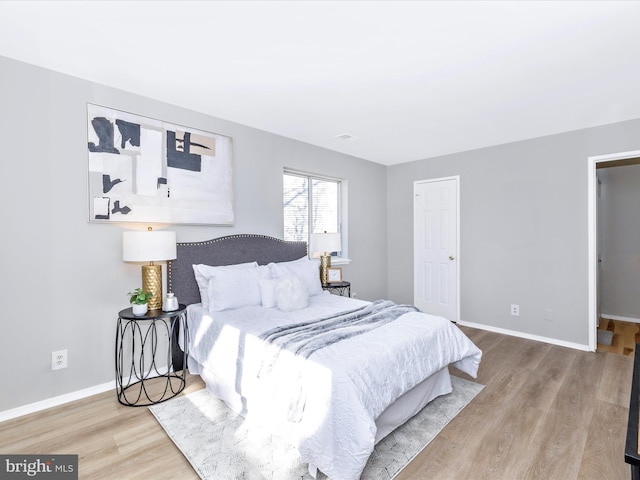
[351,291,357,298]
[510,304,520,316]
[51,349,68,370]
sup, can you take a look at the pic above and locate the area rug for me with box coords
[149,376,483,480]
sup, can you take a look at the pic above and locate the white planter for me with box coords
[131,303,148,316]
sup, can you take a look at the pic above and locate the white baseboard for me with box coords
[457,320,592,352]
[600,313,640,323]
[0,368,178,423]
[0,381,114,423]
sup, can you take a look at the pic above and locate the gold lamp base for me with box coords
[142,263,162,311]
[320,254,331,285]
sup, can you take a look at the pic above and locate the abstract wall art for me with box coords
[87,104,234,225]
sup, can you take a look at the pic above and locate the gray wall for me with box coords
[4,50,640,414]
[598,164,640,319]
[387,119,640,346]
[0,56,387,412]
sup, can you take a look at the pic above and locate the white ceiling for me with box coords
[1,1,640,166]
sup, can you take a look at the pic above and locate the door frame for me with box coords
[588,149,640,351]
[413,175,461,322]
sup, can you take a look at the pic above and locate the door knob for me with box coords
[449,255,455,260]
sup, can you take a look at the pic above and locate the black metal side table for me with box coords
[115,304,188,406]
[322,281,351,297]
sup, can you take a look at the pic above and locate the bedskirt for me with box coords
[188,354,452,445]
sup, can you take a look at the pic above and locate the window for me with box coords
[283,170,345,260]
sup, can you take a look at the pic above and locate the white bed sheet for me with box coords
[184,293,481,480]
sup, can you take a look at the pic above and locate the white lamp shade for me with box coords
[312,232,341,254]
[123,230,177,262]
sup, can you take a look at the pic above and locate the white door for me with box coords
[414,177,459,321]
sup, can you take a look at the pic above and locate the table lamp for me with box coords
[312,232,341,285]
[123,227,177,311]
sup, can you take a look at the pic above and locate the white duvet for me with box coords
[185,293,481,480]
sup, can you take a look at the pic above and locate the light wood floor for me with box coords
[0,327,633,480]
[597,318,640,357]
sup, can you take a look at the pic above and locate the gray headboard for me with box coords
[167,234,307,306]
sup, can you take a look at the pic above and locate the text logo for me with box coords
[1,455,78,479]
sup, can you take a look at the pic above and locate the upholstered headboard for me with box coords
[167,234,307,306]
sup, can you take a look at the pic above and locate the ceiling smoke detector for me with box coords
[335,133,360,141]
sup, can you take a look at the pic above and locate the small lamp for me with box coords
[312,232,341,285]
[123,227,177,311]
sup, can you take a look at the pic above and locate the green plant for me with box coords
[128,288,153,305]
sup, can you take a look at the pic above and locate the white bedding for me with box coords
[184,293,481,480]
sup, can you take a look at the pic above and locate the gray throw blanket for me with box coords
[258,299,419,421]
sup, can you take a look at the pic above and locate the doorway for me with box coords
[413,176,460,322]
[588,149,640,352]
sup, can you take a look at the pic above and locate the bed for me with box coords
[168,234,482,480]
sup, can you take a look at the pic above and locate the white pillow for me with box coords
[207,265,270,312]
[275,273,309,311]
[269,256,322,296]
[193,262,257,309]
[259,278,278,308]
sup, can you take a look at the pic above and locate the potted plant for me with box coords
[128,288,152,316]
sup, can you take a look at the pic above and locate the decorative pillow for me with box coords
[207,265,270,312]
[259,278,278,308]
[275,273,309,311]
[193,261,258,309]
[269,256,322,296]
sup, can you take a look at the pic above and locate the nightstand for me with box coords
[322,281,351,297]
[115,305,188,406]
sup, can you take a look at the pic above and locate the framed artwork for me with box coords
[87,104,234,225]
[327,267,343,283]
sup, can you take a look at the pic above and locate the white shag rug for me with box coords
[149,376,483,480]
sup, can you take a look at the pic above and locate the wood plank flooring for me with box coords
[598,318,640,357]
[397,326,633,480]
[0,327,633,480]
